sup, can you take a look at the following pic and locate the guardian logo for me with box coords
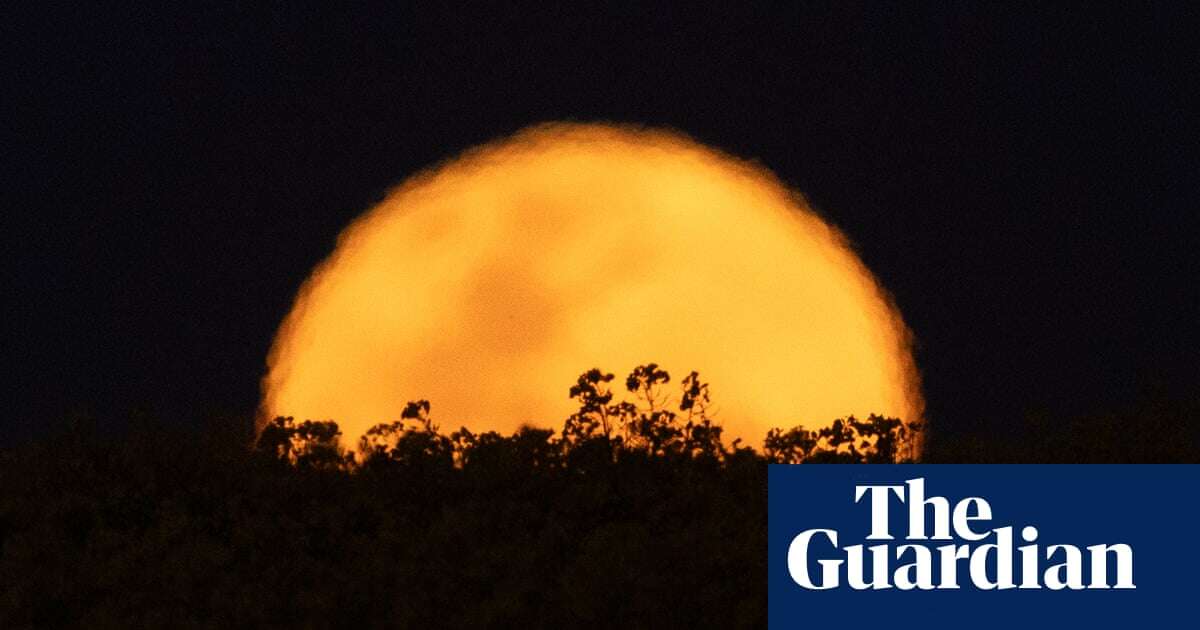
[787,478,1134,590]
[768,465,1199,628]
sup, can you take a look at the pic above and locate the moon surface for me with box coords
[261,122,923,450]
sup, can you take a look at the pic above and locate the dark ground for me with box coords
[1,370,1195,626]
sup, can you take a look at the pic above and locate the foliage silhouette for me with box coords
[6,363,1192,625]
[764,414,922,464]
[254,416,349,470]
[255,363,919,471]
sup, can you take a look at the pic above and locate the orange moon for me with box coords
[261,122,923,450]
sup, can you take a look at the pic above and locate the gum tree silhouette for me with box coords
[254,416,349,469]
[357,399,455,474]
[1,362,929,626]
[2,366,1194,625]
[764,414,923,464]
[259,362,922,468]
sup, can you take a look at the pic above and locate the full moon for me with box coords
[261,122,923,450]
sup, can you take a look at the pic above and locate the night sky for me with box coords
[6,4,1196,445]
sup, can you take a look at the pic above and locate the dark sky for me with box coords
[5,4,1197,444]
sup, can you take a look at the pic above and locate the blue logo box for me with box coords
[768,465,1200,628]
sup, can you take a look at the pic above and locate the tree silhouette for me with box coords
[0,361,948,626]
[263,363,921,470]
[763,414,922,463]
[5,365,1195,626]
[255,416,349,469]
[358,399,456,474]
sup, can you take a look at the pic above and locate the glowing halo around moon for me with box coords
[261,122,924,451]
